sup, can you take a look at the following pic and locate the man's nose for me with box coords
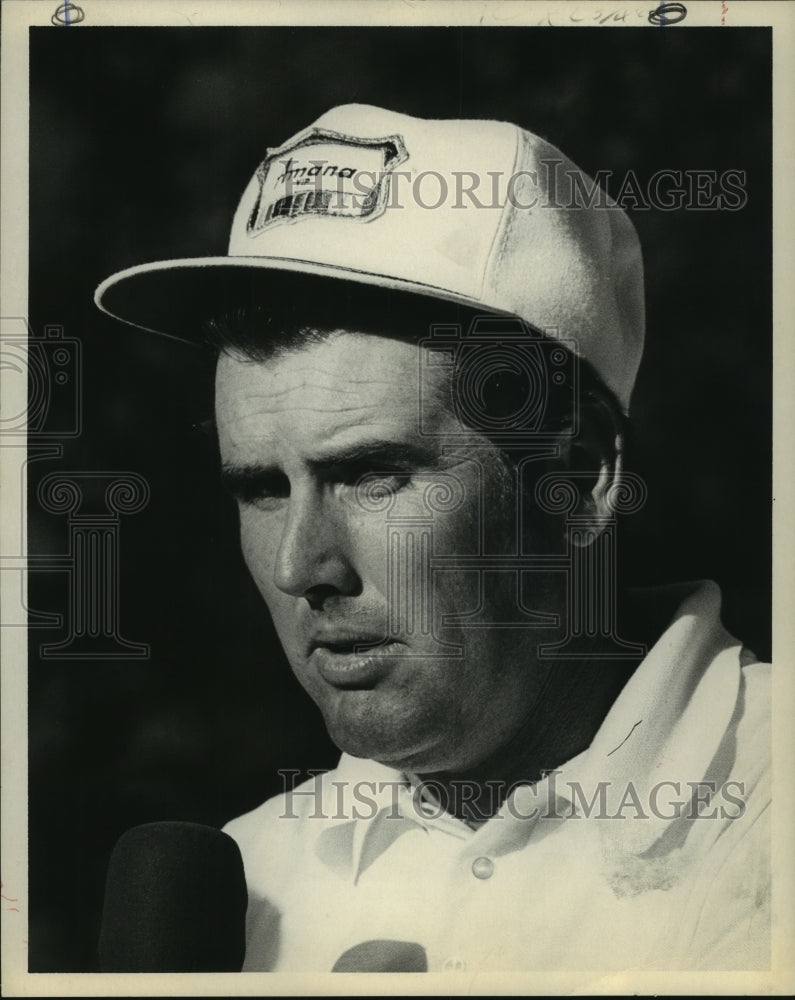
[273,489,360,602]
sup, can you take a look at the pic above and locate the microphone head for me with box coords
[99,821,248,972]
[332,939,428,972]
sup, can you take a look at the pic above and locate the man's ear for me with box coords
[556,391,625,546]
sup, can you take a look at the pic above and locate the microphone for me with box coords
[332,939,428,972]
[98,821,248,972]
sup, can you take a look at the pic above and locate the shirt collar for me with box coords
[559,578,743,852]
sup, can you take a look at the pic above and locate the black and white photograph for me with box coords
[1,0,793,994]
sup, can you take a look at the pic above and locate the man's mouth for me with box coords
[307,632,406,688]
[307,627,391,655]
[314,638,382,654]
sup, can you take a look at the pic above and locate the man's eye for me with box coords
[351,469,412,492]
[339,468,415,507]
[234,474,290,510]
[239,491,287,513]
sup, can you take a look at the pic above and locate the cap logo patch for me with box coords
[247,127,408,234]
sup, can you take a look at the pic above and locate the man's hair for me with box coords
[202,299,629,446]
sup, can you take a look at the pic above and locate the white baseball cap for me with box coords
[95,103,644,411]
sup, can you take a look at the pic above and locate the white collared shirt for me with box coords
[224,580,770,972]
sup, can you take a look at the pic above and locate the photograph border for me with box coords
[2,1,793,995]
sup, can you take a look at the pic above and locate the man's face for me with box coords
[215,330,557,774]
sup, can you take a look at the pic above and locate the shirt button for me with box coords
[471,855,494,879]
[443,956,467,971]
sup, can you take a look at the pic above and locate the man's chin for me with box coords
[322,699,439,771]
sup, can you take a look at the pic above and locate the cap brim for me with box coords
[95,256,500,348]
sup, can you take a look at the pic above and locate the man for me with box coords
[95,104,770,973]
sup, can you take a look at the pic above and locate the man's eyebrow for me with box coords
[220,440,440,498]
[310,440,438,471]
[220,463,285,501]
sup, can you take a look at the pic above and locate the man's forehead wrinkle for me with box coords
[244,359,412,387]
[246,376,409,396]
[222,390,420,428]
[221,403,399,440]
[244,382,405,399]
[221,414,424,456]
[226,381,419,413]
[232,402,394,416]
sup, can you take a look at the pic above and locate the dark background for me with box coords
[27,26,771,971]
